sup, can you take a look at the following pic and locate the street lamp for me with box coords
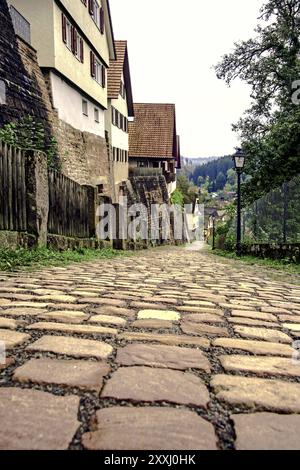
[232,148,246,257]
[212,213,216,251]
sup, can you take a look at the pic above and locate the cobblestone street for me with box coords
[0,245,300,450]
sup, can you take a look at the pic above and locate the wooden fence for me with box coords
[0,141,27,232]
[48,170,91,238]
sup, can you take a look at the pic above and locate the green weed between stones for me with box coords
[0,247,129,272]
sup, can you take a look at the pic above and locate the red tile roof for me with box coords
[107,40,134,116]
[108,41,126,98]
[129,103,177,159]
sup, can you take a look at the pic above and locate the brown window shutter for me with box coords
[71,27,76,55]
[80,38,84,62]
[100,7,105,34]
[90,51,95,77]
[62,13,67,43]
[101,65,106,88]
[88,0,94,15]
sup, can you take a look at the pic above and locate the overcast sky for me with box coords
[109,0,265,158]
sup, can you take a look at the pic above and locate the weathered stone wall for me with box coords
[120,175,175,249]
[0,0,112,197]
[245,243,300,263]
[0,0,51,129]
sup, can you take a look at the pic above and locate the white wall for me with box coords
[51,72,105,137]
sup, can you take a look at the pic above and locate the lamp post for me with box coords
[212,214,216,251]
[232,148,246,257]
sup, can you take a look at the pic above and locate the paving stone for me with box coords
[27,335,113,359]
[0,317,20,329]
[116,344,211,372]
[0,299,12,306]
[211,374,300,412]
[130,302,168,310]
[83,298,127,308]
[181,314,225,324]
[262,307,291,315]
[33,289,68,296]
[181,322,228,337]
[283,323,300,332]
[0,329,30,349]
[0,358,14,370]
[232,413,300,450]
[38,311,89,323]
[213,338,295,356]
[0,307,46,317]
[231,310,277,322]
[234,326,292,343]
[118,331,210,348]
[88,315,126,326]
[176,306,224,315]
[0,388,79,450]
[132,319,174,329]
[183,300,216,307]
[91,306,134,317]
[26,322,118,336]
[101,366,210,407]
[82,407,217,450]
[39,294,77,303]
[220,355,300,378]
[228,317,279,328]
[279,315,300,323]
[13,358,110,392]
[137,309,180,321]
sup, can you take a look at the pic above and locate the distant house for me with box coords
[128,103,181,195]
[106,40,134,201]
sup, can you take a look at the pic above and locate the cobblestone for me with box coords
[1,245,300,450]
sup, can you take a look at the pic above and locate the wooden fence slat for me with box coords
[0,142,27,232]
[47,169,90,239]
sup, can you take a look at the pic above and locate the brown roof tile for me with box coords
[107,40,134,116]
[108,41,126,98]
[129,103,177,159]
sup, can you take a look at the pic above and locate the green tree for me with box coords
[215,0,300,203]
[216,171,227,191]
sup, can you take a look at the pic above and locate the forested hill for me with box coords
[184,155,235,192]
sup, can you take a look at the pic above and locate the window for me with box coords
[0,80,6,105]
[89,0,105,34]
[94,108,99,123]
[91,51,106,87]
[66,18,72,51]
[62,13,84,62]
[120,82,126,99]
[82,99,88,116]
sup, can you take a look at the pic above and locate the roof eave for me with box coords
[104,0,116,60]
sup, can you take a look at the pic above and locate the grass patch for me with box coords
[210,249,300,275]
[0,247,129,272]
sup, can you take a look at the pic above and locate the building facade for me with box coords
[129,103,181,195]
[105,40,134,202]
[8,0,116,193]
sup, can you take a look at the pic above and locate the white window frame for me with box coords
[66,18,72,51]
[92,0,100,29]
[94,57,103,85]
[94,107,99,123]
[82,99,88,116]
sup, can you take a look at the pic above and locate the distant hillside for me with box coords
[183,155,236,193]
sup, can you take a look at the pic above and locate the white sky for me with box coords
[109,0,265,158]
